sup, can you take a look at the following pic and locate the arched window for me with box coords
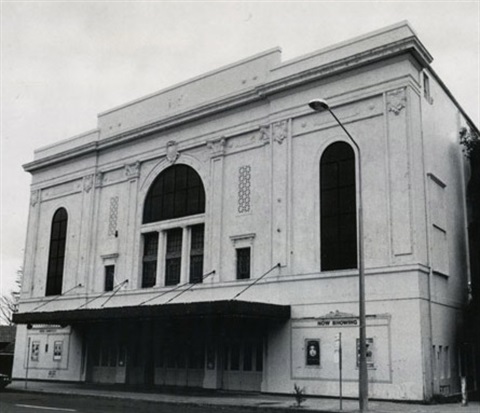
[143,164,205,224]
[142,165,206,287]
[320,142,357,271]
[46,208,68,296]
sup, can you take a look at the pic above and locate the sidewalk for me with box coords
[5,380,479,413]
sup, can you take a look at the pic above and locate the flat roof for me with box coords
[13,300,291,325]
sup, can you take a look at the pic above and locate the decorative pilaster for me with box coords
[208,152,225,278]
[77,174,96,288]
[271,119,290,267]
[386,87,412,258]
[124,161,141,286]
[23,189,41,295]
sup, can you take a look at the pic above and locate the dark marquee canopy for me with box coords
[13,300,291,325]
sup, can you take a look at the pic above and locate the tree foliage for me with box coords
[459,125,480,159]
[0,268,22,325]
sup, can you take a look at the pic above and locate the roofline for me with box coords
[427,65,480,135]
[98,47,282,117]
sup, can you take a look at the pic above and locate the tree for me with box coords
[0,268,22,325]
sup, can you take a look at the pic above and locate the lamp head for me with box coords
[308,98,330,112]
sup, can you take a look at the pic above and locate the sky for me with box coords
[1,0,479,300]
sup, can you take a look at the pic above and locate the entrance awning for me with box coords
[13,300,291,325]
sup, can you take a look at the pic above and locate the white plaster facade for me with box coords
[13,22,475,401]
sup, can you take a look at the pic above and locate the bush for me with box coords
[292,383,307,407]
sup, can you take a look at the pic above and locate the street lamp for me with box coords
[308,98,368,412]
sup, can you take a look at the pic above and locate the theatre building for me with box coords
[12,22,477,401]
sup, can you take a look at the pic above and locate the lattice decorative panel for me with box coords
[238,165,251,213]
[108,196,119,236]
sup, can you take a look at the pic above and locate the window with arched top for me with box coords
[141,165,206,288]
[320,142,357,271]
[143,164,205,224]
[46,208,68,296]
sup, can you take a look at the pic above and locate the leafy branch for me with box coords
[0,268,22,325]
[459,126,480,159]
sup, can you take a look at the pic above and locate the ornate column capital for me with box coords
[125,161,141,179]
[95,172,104,188]
[259,125,271,145]
[30,189,40,206]
[273,120,288,144]
[83,174,94,193]
[386,88,407,116]
[207,137,227,157]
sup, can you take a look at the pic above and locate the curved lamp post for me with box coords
[308,99,368,412]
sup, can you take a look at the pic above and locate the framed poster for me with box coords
[53,340,63,361]
[305,339,320,366]
[356,337,375,368]
[31,341,40,361]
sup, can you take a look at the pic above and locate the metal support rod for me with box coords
[308,99,368,412]
[339,332,343,411]
[25,337,31,389]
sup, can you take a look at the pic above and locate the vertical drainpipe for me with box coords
[457,109,473,403]
[419,70,435,400]
[457,110,473,305]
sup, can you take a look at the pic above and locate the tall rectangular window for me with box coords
[189,224,204,283]
[320,142,357,271]
[423,72,431,100]
[46,208,68,296]
[104,265,115,292]
[142,232,158,288]
[165,228,182,286]
[236,248,251,280]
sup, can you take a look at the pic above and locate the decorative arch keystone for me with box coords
[166,141,180,164]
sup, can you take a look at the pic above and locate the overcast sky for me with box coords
[1,1,479,299]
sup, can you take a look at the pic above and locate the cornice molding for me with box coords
[23,141,98,173]
[23,37,431,173]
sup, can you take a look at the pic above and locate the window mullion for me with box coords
[157,231,166,287]
[180,226,190,285]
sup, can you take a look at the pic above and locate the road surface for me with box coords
[0,390,245,413]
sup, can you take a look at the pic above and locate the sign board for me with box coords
[318,318,358,327]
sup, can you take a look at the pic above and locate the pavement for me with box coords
[4,380,480,413]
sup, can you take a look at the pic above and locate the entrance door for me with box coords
[153,332,205,387]
[222,338,263,391]
[89,340,127,384]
